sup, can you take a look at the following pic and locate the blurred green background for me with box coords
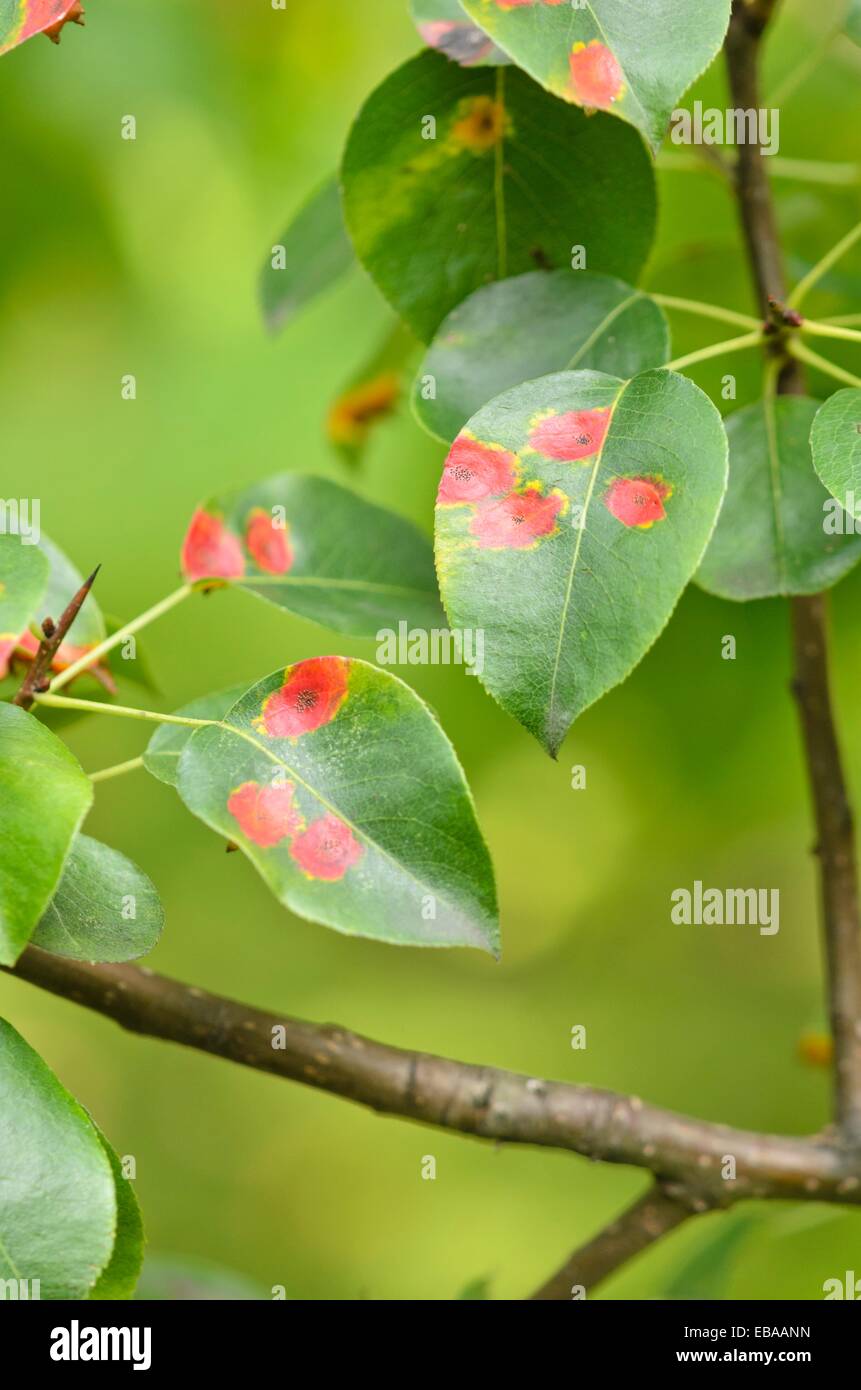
[2,0,861,1300]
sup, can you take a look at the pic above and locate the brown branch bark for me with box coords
[6,946,860,1208]
[726,0,861,1140]
[529,1185,691,1300]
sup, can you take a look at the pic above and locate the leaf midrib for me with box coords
[546,376,627,738]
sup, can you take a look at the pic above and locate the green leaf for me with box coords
[461,0,733,153]
[0,534,48,676]
[89,1133,144,1300]
[810,387,861,520]
[0,0,82,58]
[698,396,861,600]
[414,269,671,442]
[0,1016,116,1299]
[180,473,445,635]
[341,51,657,340]
[435,368,728,754]
[260,177,354,334]
[327,319,419,467]
[0,703,92,965]
[143,684,248,788]
[31,833,164,963]
[174,658,499,954]
[846,0,861,45]
[412,0,511,66]
[661,1211,757,1300]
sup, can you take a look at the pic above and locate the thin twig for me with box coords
[725,0,861,1140]
[12,566,100,711]
[529,1186,693,1300]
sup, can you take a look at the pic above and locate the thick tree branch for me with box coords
[726,0,861,1141]
[529,1185,692,1300]
[6,947,860,1207]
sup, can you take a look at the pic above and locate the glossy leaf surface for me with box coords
[180,474,444,635]
[174,658,500,953]
[698,396,861,600]
[414,269,670,441]
[435,368,728,753]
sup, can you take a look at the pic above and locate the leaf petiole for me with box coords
[801,320,861,346]
[788,220,861,310]
[35,691,215,729]
[662,330,764,374]
[787,339,861,389]
[650,293,761,330]
[89,756,146,784]
[49,582,194,693]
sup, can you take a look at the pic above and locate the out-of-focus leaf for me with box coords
[0,703,92,965]
[458,1274,492,1299]
[435,369,727,754]
[174,658,500,954]
[412,0,510,66]
[414,270,671,442]
[143,684,247,788]
[0,535,48,679]
[461,0,733,152]
[135,1254,269,1301]
[698,396,861,599]
[846,0,861,45]
[341,51,656,340]
[31,833,164,963]
[810,387,861,518]
[0,0,83,59]
[260,177,354,334]
[179,473,444,635]
[89,1132,144,1300]
[0,1016,115,1299]
[662,1211,758,1300]
[327,320,419,467]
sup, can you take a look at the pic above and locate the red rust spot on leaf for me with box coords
[245,508,293,576]
[290,814,364,881]
[469,483,565,549]
[604,475,672,529]
[227,779,304,848]
[438,435,520,505]
[568,41,625,109]
[529,408,611,461]
[254,656,350,739]
[181,509,246,583]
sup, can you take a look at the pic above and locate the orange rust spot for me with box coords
[798,1031,833,1067]
[327,372,400,447]
[451,96,507,154]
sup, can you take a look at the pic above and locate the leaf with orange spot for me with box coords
[435,368,728,754]
[341,51,656,339]
[0,0,84,58]
[159,660,498,953]
[461,0,733,152]
[179,474,444,635]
